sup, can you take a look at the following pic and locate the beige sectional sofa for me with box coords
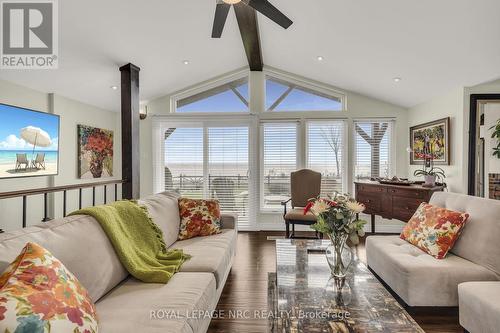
[0,191,237,333]
[366,192,500,307]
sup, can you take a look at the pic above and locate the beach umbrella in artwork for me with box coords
[20,126,52,159]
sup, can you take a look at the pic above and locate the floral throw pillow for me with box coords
[178,198,222,240]
[400,203,469,259]
[0,242,98,333]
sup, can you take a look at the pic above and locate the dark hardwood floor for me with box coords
[208,231,462,333]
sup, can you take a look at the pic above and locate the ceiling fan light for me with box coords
[222,0,241,4]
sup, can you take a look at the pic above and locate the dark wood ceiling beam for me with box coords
[234,3,263,71]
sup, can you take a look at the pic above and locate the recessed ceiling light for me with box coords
[183,60,190,65]
[317,56,324,61]
[110,86,118,90]
[393,77,402,82]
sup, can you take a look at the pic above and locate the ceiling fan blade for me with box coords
[246,0,293,29]
[212,2,231,38]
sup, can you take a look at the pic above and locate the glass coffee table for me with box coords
[272,239,424,333]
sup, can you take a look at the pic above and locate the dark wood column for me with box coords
[120,63,141,199]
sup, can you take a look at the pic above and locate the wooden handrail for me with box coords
[0,179,126,231]
[0,179,126,200]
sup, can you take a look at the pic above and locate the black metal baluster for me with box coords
[92,187,96,206]
[63,190,67,217]
[79,188,82,209]
[115,183,118,201]
[104,185,107,204]
[22,196,27,228]
[43,193,49,222]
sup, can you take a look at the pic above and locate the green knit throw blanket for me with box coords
[69,200,190,283]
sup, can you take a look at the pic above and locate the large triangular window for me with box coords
[266,75,343,112]
[175,76,249,113]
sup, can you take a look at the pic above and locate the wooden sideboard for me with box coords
[354,181,445,233]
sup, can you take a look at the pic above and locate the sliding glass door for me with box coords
[164,124,252,230]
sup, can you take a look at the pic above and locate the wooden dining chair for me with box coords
[281,169,322,239]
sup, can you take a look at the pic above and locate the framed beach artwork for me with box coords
[0,103,60,179]
[77,125,114,179]
[410,117,450,165]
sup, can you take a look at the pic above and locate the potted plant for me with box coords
[413,167,446,187]
[491,119,500,159]
[412,134,446,186]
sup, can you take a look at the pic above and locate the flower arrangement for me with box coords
[304,193,367,245]
[305,193,367,279]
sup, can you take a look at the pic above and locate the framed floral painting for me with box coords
[77,125,114,178]
[410,117,450,165]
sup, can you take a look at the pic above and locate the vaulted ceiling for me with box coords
[1,0,500,111]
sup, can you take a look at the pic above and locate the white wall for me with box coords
[0,80,121,231]
[141,69,409,232]
[408,87,466,193]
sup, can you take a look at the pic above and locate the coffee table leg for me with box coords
[371,214,376,234]
[285,221,290,238]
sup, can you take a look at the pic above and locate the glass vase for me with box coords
[325,276,352,307]
[325,234,353,279]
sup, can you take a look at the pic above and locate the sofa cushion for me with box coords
[96,272,216,333]
[0,215,128,303]
[400,202,469,259]
[139,191,181,248]
[366,235,498,306]
[430,192,500,275]
[459,282,500,333]
[171,229,237,289]
[178,198,222,240]
[0,242,98,333]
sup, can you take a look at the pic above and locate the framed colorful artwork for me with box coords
[410,117,450,165]
[77,125,114,178]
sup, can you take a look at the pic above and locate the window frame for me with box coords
[264,68,347,113]
[259,121,301,213]
[170,69,250,115]
[305,119,348,197]
[154,116,257,230]
[259,119,348,213]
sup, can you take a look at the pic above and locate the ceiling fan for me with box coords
[212,0,293,38]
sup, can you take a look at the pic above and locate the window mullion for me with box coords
[203,126,209,199]
[298,120,306,169]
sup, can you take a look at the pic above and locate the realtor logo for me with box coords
[1,0,58,69]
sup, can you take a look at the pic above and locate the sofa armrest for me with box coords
[220,213,238,231]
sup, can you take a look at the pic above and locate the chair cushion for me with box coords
[400,203,469,259]
[171,229,237,289]
[96,272,216,333]
[0,215,128,303]
[430,192,500,275]
[178,198,221,240]
[0,242,98,333]
[366,235,498,306]
[139,191,181,248]
[284,208,317,222]
[459,282,500,333]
